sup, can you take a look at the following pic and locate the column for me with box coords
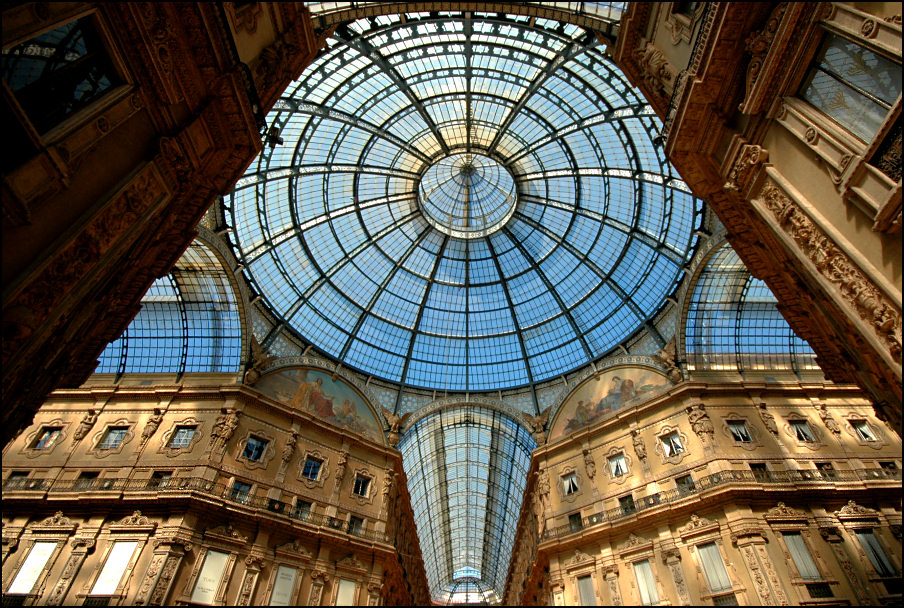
[45,538,95,605]
[732,531,788,605]
[819,526,870,604]
[135,540,191,606]
[603,564,622,606]
[308,569,330,605]
[661,547,691,606]
[236,556,264,605]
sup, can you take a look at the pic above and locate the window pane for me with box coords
[269,565,298,606]
[698,542,732,593]
[190,550,230,604]
[91,541,138,595]
[336,579,357,606]
[8,542,57,594]
[782,533,820,580]
[855,531,896,577]
[577,575,597,606]
[634,560,659,605]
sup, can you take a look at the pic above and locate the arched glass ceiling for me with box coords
[95,240,242,376]
[686,243,819,373]
[225,11,704,393]
[398,406,535,603]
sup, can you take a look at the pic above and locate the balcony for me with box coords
[2,476,386,543]
[540,468,901,541]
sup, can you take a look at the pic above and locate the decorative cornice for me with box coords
[204,522,248,544]
[764,502,808,521]
[758,181,902,365]
[834,500,880,520]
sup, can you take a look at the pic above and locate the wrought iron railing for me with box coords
[2,476,386,543]
[541,468,901,540]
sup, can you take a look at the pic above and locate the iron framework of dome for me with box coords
[224,9,705,396]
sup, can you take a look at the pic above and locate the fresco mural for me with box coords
[255,368,382,441]
[549,367,671,441]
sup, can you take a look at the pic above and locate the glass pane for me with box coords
[269,566,298,606]
[8,542,57,594]
[190,550,230,604]
[782,533,820,580]
[91,542,138,595]
[634,560,659,605]
[698,542,732,593]
[577,575,597,606]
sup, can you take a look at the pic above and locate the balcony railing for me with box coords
[2,476,386,543]
[541,468,901,540]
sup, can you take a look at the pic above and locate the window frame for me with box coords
[228,479,253,504]
[352,474,371,497]
[242,435,268,462]
[32,426,63,450]
[97,426,129,450]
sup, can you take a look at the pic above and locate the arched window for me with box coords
[95,240,242,376]
[685,243,818,373]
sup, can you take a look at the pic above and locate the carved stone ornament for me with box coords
[759,182,902,364]
[834,500,879,518]
[583,447,596,479]
[36,511,76,529]
[686,403,715,444]
[310,569,330,583]
[275,538,313,559]
[619,533,651,552]
[651,337,683,383]
[244,335,277,385]
[522,406,551,446]
[141,409,164,444]
[634,42,675,99]
[205,522,248,544]
[741,2,789,113]
[110,510,156,532]
[569,548,593,565]
[724,144,769,193]
[814,403,841,435]
[631,429,647,461]
[338,554,367,571]
[764,502,808,520]
[678,513,718,539]
[73,410,98,441]
[758,404,779,435]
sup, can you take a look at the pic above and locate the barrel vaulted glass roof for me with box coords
[225,10,704,394]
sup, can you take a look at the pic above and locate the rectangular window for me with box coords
[32,427,62,450]
[269,565,298,606]
[562,472,579,495]
[879,461,897,471]
[799,33,901,143]
[169,425,196,448]
[676,474,696,493]
[190,549,230,605]
[634,559,660,605]
[749,462,768,481]
[147,471,172,489]
[619,494,635,514]
[855,531,896,577]
[805,582,833,598]
[91,541,138,595]
[7,541,57,594]
[569,513,583,533]
[851,420,877,441]
[815,462,836,479]
[74,471,99,491]
[353,475,371,497]
[727,421,752,442]
[243,436,268,461]
[97,427,128,450]
[292,500,311,520]
[1,16,124,134]
[790,420,816,442]
[577,574,597,606]
[336,579,357,606]
[609,454,627,477]
[660,432,684,457]
[302,456,323,480]
[698,542,732,593]
[229,480,252,504]
[347,516,364,535]
[782,532,821,580]
[712,594,739,606]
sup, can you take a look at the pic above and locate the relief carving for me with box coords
[523,406,551,446]
[742,3,789,112]
[760,182,902,364]
[815,402,841,435]
[208,408,240,453]
[687,403,715,445]
[244,335,276,385]
[141,409,164,445]
[582,447,596,479]
[634,42,675,99]
[651,337,683,383]
[724,145,769,193]
[73,410,98,442]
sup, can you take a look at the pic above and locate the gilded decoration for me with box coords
[256,367,382,441]
[549,366,670,441]
[157,417,204,457]
[759,182,902,364]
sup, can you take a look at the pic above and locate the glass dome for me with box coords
[225,11,704,394]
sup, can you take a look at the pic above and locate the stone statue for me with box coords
[209,408,240,452]
[281,431,298,465]
[758,404,779,434]
[73,410,98,441]
[335,450,348,490]
[632,429,647,461]
[652,337,683,384]
[523,406,551,446]
[243,335,276,385]
[815,403,841,434]
[583,448,596,479]
[687,404,715,444]
[141,408,163,444]
[380,406,411,448]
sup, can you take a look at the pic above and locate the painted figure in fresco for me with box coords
[610,376,637,403]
